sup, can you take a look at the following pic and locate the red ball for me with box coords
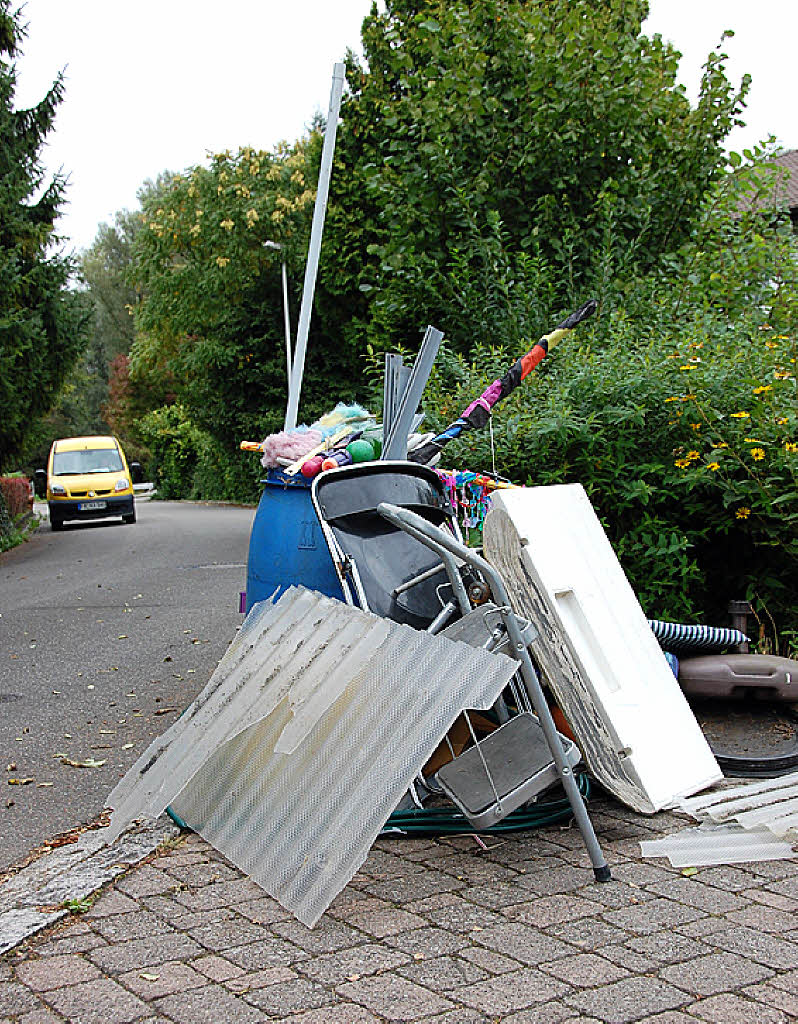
[321,457,338,471]
[301,455,323,477]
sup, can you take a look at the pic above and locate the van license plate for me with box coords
[78,501,107,510]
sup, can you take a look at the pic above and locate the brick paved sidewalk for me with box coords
[2,795,798,1023]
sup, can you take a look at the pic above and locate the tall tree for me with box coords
[0,1,89,470]
[326,0,750,352]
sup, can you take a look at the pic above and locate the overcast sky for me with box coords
[13,0,797,254]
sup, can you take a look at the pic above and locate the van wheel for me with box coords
[122,508,136,525]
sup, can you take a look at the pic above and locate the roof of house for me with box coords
[769,149,798,210]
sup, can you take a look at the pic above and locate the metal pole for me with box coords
[281,260,292,383]
[284,62,346,430]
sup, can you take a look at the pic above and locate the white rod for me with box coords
[284,62,345,430]
[281,260,292,383]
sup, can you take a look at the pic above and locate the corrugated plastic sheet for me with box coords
[106,586,518,926]
[640,825,795,867]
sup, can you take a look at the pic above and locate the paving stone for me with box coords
[91,910,174,942]
[396,953,489,990]
[634,1013,699,1023]
[171,878,265,911]
[432,853,522,885]
[726,903,798,933]
[626,931,709,965]
[155,983,265,1023]
[337,973,454,1020]
[271,917,365,954]
[116,866,177,899]
[359,849,422,880]
[84,891,141,918]
[295,943,410,985]
[765,876,798,900]
[548,916,632,952]
[471,921,575,965]
[459,881,544,910]
[743,981,798,1017]
[342,905,426,937]
[540,952,630,987]
[686,992,789,1023]
[0,982,41,1015]
[686,866,758,891]
[15,953,101,990]
[118,961,207,999]
[405,1010,488,1024]
[18,1008,65,1024]
[384,925,469,958]
[566,976,690,1024]
[582,880,659,910]
[711,924,798,969]
[410,896,502,933]
[30,930,108,958]
[226,966,296,993]
[502,893,603,927]
[660,950,773,996]
[456,965,571,1014]
[162,861,239,887]
[363,870,466,904]
[224,936,309,971]
[603,897,705,935]
[459,945,522,975]
[235,897,291,926]
[598,944,658,973]
[500,1001,576,1024]
[645,876,747,913]
[42,977,150,1024]
[516,865,595,896]
[771,969,798,994]
[279,1004,381,1023]
[188,916,268,952]
[191,954,245,982]
[609,862,677,888]
[746,889,798,913]
[244,976,336,1015]
[87,932,205,974]
[141,901,234,931]
[673,917,729,939]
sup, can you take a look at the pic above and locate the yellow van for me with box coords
[47,436,136,530]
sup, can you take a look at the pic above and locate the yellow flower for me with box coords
[776,417,788,425]
[690,423,701,431]
[736,507,751,520]
[713,442,729,449]
[730,412,750,419]
[189,224,201,236]
[785,442,798,454]
[774,371,791,379]
[765,341,778,349]
[707,462,720,471]
[215,256,230,268]
[664,397,679,403]
[674,458,691,469]
[753,385,772,394]
[245,208,259,226]
[744,438,767,444]
[679,365,697,371]
[686,451,701,461]
[750,448,765,461]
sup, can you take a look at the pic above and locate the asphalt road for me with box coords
[0,498,256,871]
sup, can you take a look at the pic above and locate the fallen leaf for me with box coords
[121,743,134,750]
[139,972,160,982]
[37,782,54,788]
[60,757,106,768]
[681,867,699,877]
[154,708,178,716]
[8,777,34,785]
[346,973,361,982]
[99,729,115,735]
[5,763,16,772]
[118,635,128,640]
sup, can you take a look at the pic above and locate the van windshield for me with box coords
[53,449,124,475]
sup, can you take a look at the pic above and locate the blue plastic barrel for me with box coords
[245,469,344,612]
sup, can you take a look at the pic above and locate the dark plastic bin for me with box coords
[245,469,344,613]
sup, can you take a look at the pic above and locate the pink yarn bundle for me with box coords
[259,428,323,469]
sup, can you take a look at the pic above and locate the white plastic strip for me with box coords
[640,825,795,867]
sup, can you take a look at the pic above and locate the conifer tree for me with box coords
[0,1,89,469]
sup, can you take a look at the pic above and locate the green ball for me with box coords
[346,439,375,462]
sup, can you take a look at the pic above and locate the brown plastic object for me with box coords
[678,654,798,703]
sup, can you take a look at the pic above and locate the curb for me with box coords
[0,815,179,955]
